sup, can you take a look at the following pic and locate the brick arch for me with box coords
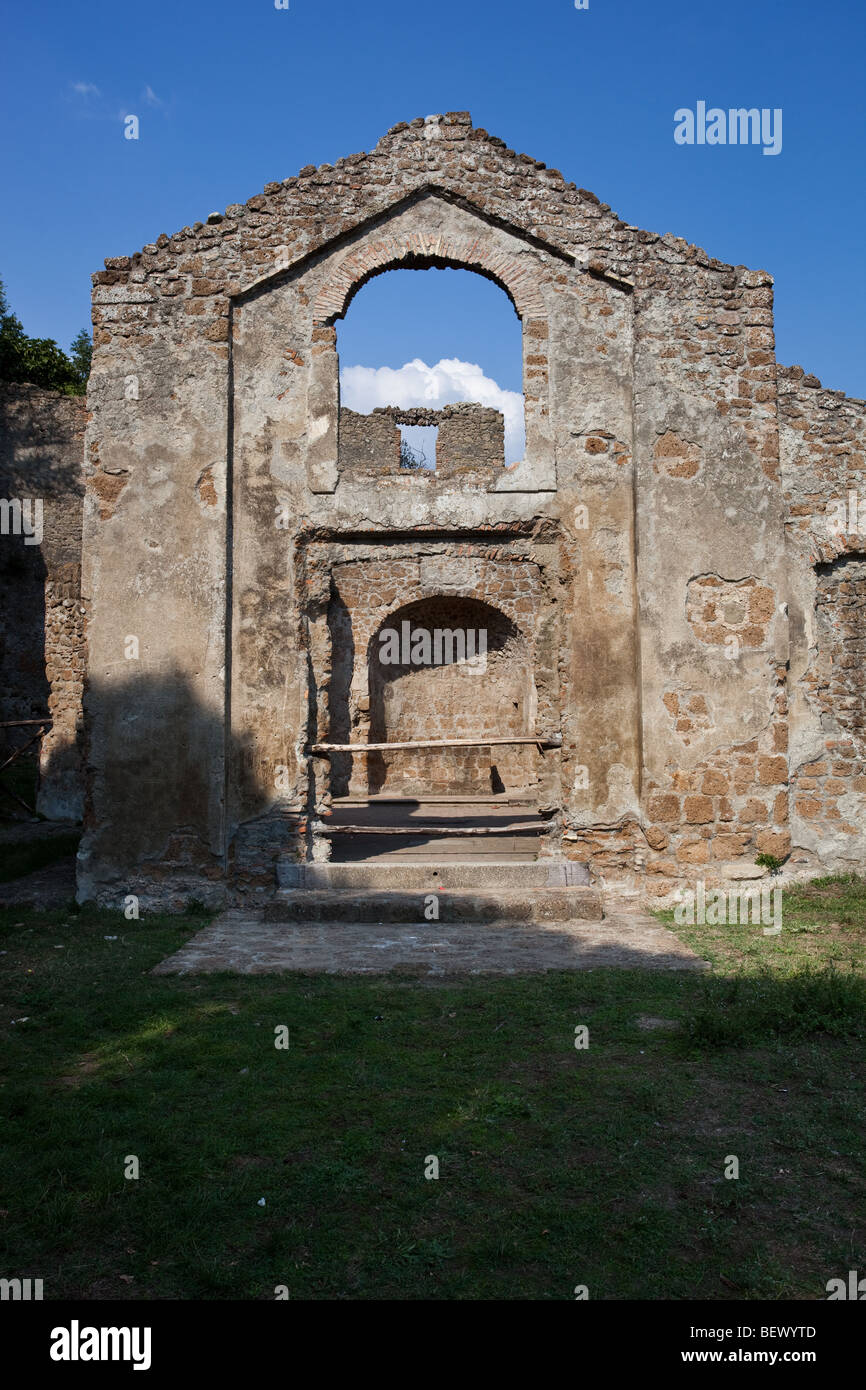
[313,230,548,325]
[345,569,541,667]
[364,591,533,667]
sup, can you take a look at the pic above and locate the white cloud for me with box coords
[339,357,525,463]
[143,85,163,107]
[71,81,100,97]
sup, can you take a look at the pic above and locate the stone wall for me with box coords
[0,384,86,819]
[368,597,530,796]
[778,366,866,872]
[76,111,864,905]
[338,408,401,475]
[338,403,505,479]
[436,404,504,475]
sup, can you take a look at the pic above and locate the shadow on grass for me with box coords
[683,965,866,1047]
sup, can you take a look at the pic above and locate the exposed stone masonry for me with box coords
[338,408,400,475]
[339,402,505,477]
[778,365,866,872]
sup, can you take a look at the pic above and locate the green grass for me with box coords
[0,831,81,883]
[0,881,864,1300]
[655,872,866,976]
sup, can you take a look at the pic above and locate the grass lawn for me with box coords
[0,877,864,1300]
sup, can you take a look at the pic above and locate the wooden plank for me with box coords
[310,735,561,753]
[0,728,47,775]
[0,724,48,814]
[317,821,548,836]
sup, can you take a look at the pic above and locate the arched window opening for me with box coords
[336,267,525,473]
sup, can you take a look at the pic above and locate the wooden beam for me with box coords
[0,728,47,775]
[310,734,561,753]
[317,820,548,836]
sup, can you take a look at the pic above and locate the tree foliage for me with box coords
[399,437,427,470]
[0,278,91,395]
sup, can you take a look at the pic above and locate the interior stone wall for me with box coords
[311,539,553,806]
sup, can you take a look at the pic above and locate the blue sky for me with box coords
[1,0,864,397]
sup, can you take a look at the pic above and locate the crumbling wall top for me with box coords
[91,110,772,345]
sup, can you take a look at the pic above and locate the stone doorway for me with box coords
[319,574,553,864]
[298,532,564,871]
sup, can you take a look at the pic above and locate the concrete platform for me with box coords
[265,886,603,923]
[153,909,707,976]
[276,860,590,890]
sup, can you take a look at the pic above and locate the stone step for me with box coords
[325,811,545,830]
[329,793,540,814]
[324,818,543,834]
[277,859,591,890]
[266,886,603,924]
[322,797,549,865]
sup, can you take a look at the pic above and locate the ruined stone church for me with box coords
[3,113,864,913]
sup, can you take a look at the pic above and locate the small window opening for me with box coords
[399,425,437,472]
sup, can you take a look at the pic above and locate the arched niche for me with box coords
[363,595,537,797]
